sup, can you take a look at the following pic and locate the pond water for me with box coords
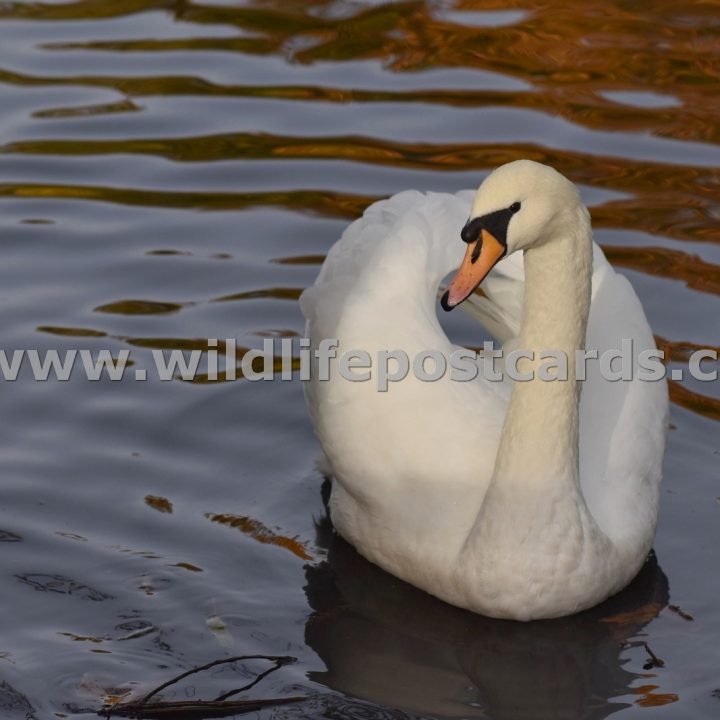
[0,1,718,718]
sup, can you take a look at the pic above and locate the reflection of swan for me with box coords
[304,526,669,719]
[301,161,668,619]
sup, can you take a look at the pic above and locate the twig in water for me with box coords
[137,654,295,707]
[213,657,288,701]
[102,696,304,719]
[668,604,694,621]
[642,642,665,669]
[99,654,301,719]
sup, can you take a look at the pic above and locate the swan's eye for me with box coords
[510,202,521,213]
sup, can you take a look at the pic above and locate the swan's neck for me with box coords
[459,209,609,617]
[494,209,592,488]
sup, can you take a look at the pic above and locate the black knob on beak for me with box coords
[461,217,484,244]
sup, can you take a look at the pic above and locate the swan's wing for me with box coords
[301,190,429,341]
[300,191,510,560]
[302,191,431,482]
[579,246,668,545]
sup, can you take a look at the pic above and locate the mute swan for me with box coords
[300,160,668,620]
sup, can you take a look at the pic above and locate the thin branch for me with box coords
[213,659,286,701]
[668,604,694,621]
[642,642,665,668]
[136,654,295,707]
[102,695,304,719]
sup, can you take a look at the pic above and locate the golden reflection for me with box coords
[94,299,186,315]
[205,512,312,560]
[173,562,203,572]
[59,632,106,643]
[213,287,303,302]
[668,380,720,422]
[0,0,158,22]
[144,495,173,514]
[126,336,220,351]
[145,249,192,256]
[40,36,278,55]
[186,355,301,384]
[251,328,299,338]
[270,254,325,265]
[2,0,719,135]
[602,245,720,295]
[655,335,720,364]
[0,183,369,219]
[4,136,720,246]
[633,685,680,708]
[37,325,107,337]
[32,98,141,119]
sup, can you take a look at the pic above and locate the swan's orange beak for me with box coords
[441,229,505,311]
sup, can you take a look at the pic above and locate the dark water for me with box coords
[0,1,718,718]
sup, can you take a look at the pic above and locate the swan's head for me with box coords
[441,160,583,310]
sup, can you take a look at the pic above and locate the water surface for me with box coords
[0,1,718,718]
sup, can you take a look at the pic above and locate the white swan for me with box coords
[300,160,668,620]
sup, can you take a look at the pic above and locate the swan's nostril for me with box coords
[470,239,483,264]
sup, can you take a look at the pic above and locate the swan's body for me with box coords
[300,161,667,620]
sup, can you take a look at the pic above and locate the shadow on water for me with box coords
[302,489,671,719]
